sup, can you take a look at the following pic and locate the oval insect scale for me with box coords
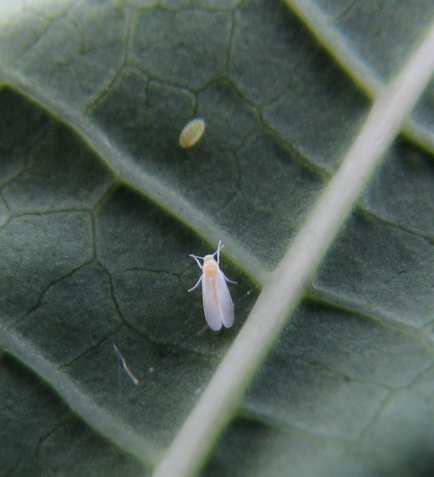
[179,118,206,149]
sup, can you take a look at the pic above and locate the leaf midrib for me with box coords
[152,22,434,477]
[284,0,434,157]
[0,9,433,473]
[1,62,431,267]
[1,60,433,444]
[0,321,159,470]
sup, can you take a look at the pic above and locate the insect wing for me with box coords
[217,270,234,328]
[202,273,223,331]
[201,269,234,331]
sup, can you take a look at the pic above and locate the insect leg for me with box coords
[188,275,203,292]
[222,272,237,285]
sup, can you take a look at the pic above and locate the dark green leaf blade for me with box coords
[0,1,433,476]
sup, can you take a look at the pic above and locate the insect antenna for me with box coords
[214,240,224,263]
[189,254,204,269]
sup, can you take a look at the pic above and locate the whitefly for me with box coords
[188,241,236,331]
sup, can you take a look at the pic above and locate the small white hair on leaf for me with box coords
[188,240,236,331]
[113,343,140,385]
[179,118,206,149]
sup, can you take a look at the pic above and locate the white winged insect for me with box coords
[188,241,236,331]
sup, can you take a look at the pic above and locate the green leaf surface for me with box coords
[0,1,433,476]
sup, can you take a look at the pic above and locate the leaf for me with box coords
[0,1,433,477]
[0,355,143,476]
